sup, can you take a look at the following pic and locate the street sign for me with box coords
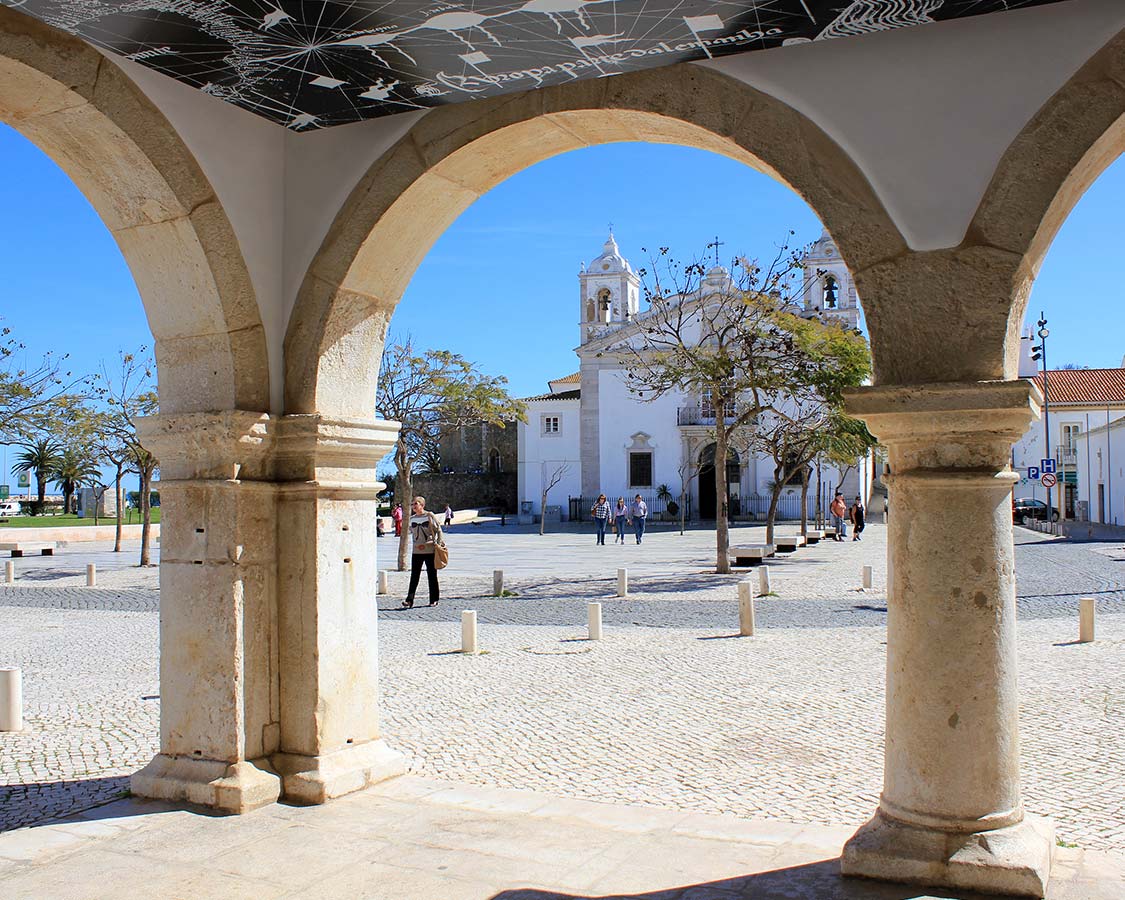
[0,485,7,499]
[16,472,29,489]
[1028,466,1040,480]
[1041,472,1058,488]
[1041,458,1057,475]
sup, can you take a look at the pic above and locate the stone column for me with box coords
[270,415,405,803]
[841,381,1053,898]
[131,412,282,813]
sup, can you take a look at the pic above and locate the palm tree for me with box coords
[13,438,62,512]
[53,448,102,515]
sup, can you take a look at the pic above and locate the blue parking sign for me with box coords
[1041,458,1056,475]
[1028,466,1040,480]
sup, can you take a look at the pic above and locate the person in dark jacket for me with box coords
[850,496,866,541]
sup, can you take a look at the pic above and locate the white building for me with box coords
[1011,339,1125,521]
[516,232,870,521]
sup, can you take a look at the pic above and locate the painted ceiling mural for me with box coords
[3,1,1063,130]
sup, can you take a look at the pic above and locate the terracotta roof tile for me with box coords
[524,389,580,402]
[550,372,581,384]
[1030,369,1125,405]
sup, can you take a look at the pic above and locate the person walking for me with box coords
[392,502,403,537]
[630,493,649,544]
[399,496,443,609]
[830,491,848,541]
[613,497,628,544]
[850,496,866,541]
[590,494,611,545]
[443,503,454,527]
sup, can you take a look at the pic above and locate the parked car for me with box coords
[1013,498,1059,522]
[0,499,21,516]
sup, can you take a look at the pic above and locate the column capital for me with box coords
[845,380,1041,474]
[272,415,399,488]
[135,411,273,481]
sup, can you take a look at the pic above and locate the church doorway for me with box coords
[698,444,740,520]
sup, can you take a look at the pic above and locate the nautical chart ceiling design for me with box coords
[3,1,1065,130]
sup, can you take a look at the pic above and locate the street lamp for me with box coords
[1030,313,1054,519]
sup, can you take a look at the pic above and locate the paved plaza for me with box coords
[1,524,1123,867]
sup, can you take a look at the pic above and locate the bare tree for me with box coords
[538,462,569,535]
[0,325,89,442]
[610,242,808,573]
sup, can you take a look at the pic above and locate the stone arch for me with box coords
[285,64,904,418]
[0,6,269,413]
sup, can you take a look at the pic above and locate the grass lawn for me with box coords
[0,510,161,528]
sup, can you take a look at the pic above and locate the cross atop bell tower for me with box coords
[579,231,640,344]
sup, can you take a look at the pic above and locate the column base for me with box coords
[272,739,405,805]
[841,811,1054,898]
[131,754,281,814]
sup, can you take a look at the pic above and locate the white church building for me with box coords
[517,231,873,522]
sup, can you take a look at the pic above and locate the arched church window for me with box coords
[597,288,612,321]
[488,448,502,474]
[823,275,839,309]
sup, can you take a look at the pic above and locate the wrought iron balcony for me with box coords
[677,406,737,426]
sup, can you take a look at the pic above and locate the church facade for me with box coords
[517,232,871,522]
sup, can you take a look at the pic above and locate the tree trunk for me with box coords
[799,468,810,537]
[139,465,154,566]
[679,489,686,536]
[36,472,46,507]
[113,466,124,552]
[714,403,731,574]
[814,458,823,531]
[765,463,784,545]
[539,491,548,535]
[395,441,412,572]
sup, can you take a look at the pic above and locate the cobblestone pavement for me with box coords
[2,525,1123,856]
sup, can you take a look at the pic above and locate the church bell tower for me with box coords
[802,228,860,330]
[579,231,640,344]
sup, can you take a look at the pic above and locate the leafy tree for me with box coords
[52,447,102,515]
[376,338,525,570]
[611,242,812,573]
[0,325,89,442]
[742,313,872,543]
[13,438,62,513]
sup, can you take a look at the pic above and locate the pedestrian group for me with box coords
[592,493,648,545]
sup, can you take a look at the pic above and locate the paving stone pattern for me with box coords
[1,526,1123,855]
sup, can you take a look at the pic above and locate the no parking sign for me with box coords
[1041,472,1057,489]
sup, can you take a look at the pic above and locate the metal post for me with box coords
[617,568,627,598]
[1079,597,1095,643]
[461,610,478,655]
[738,581,755,636]
[1039,314,1053,519]
[0,667,22,732]
[587,602,602,641]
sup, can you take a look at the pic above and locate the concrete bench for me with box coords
[0,542,56,557]
[730,544,774,566]
[774,535,806,553]
[804,530,825,544]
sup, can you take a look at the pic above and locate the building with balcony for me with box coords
[516,232,872,520]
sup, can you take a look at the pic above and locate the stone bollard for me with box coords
[0,667,22,732]
[5,561,13,584]
[862,565,873,591]
[377,570,389,595]
[738,582,755,636]
[617,568,628,598]
[588,602,603,641]
[758,565,771,596]
[1079,597,1095,643]
[461,610,478,655]
[86,563,97,587]
[493,569,504,597]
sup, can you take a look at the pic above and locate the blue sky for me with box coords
[0,122,1122,488]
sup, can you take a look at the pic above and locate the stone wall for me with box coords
[439,422,518,474]
[411,472,517,514]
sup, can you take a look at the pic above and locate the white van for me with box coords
[0,500,21,516]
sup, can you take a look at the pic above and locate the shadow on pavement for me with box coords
[490,858,1022,899]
